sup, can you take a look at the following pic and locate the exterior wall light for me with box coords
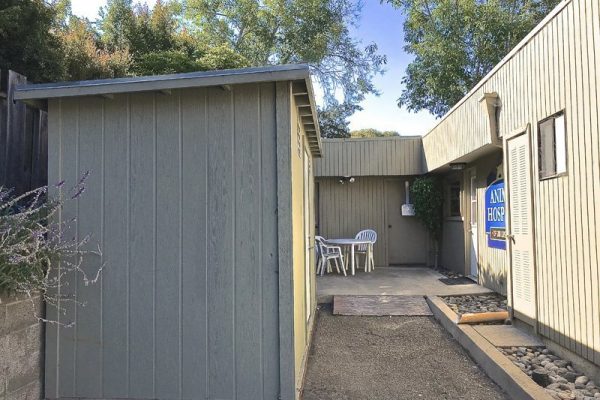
[338,176,355,184]
[449,162,467,171]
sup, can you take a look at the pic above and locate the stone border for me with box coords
[426,296,553,400]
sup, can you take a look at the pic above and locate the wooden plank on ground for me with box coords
[333,295,432,316]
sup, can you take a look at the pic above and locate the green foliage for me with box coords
[2,0,385,134]
[351,128,399,138]
[59,16,131,81]
[0,0,66,82]
[411,176,444,241]
[184,0,386,112]
[387,0,561,117]
[318,102,359,138]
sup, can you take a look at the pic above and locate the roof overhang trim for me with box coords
[13,64,323,157]
[13,64,311,100]
[292,78,322,157]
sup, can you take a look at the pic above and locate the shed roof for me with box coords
[14,64,322,156]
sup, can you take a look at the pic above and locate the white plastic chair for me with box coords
[354,229,377,272]
[315,236,346,276]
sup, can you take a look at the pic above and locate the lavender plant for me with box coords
[0,172,103,325]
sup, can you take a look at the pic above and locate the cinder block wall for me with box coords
[0,294,43,399]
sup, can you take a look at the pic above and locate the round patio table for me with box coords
[325,238,373,276]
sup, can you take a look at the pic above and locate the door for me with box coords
[469,171,478,277]
[506,131,537,320]
[386,179,428,265]
[303,149,312,322]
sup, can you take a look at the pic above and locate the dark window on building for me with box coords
[449,181,461,217]
[538,112,567,179]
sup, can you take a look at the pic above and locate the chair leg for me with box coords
[316,257,322,275]
[333,258,341,274]
[339,255,347,276]
[364,253,368,272]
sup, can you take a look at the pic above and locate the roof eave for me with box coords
[14,64,310,100]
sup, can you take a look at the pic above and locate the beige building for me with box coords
[316,0,600,372]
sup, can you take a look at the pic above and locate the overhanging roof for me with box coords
[14,64,322,156]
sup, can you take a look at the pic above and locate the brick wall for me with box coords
[0,294,43,400]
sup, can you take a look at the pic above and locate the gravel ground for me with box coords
[499,346,600,399]
[302,305,509,400]
[443,294,508,315]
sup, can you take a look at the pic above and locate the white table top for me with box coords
[326,238,372,245]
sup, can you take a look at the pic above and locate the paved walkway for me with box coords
[302,306,509,400]
[317,267,492,303]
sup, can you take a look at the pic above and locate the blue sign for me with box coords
[485,179,506,250]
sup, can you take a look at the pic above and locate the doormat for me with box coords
[333,295,432,316]
[439,277,476,285]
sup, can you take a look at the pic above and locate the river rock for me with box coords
[576,377,590,386]
[532,369,552,387]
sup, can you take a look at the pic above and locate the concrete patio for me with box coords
[317,266,492,303]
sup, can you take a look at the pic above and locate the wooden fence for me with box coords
[0,70,48,196]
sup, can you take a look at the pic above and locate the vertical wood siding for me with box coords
[422,95,494,172]
[316,176,429,266]
[425,0,599,366]
[494,0,599,366]
[314,137,425,177]
[45,83,282,399]
[316,177,387,265]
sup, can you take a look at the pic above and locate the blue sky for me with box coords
[71,0,438,136]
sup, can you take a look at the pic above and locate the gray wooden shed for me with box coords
[15,64,322,400]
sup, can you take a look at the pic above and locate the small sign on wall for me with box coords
[401,180,415,216]
[485,179,506,250]
[401,203,415,216]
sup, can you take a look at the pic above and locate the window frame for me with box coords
[447,180,462,219]
[538,110,568,181]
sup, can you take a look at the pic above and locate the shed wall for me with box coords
[314,137,425,177]
[289,93,317,395]
[45,84,282,399]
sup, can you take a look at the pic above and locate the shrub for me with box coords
[0,173,103,324]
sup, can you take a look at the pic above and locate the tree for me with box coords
[59,16,131,81]
[185,0,386,112]
[0,0,65,82]
[351,128,399,138]
[387,0,561,117]
[318,102,358,138]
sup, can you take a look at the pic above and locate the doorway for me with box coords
[468,170,478,278]
[385,179,428,266]
[505,129,537,321]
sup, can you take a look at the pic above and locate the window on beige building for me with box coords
[538,112,567,179]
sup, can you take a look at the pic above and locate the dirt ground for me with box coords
[302,305,509,400]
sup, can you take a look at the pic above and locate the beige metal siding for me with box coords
[421,1,574,172]
[440,220,466,273]
[502,0,600,365]
[422,95,494,172]
[420,0,599,366]
[314,137,425,177]
[429,0,598,366]
[45,84,283,399]
[525,0,600,365]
